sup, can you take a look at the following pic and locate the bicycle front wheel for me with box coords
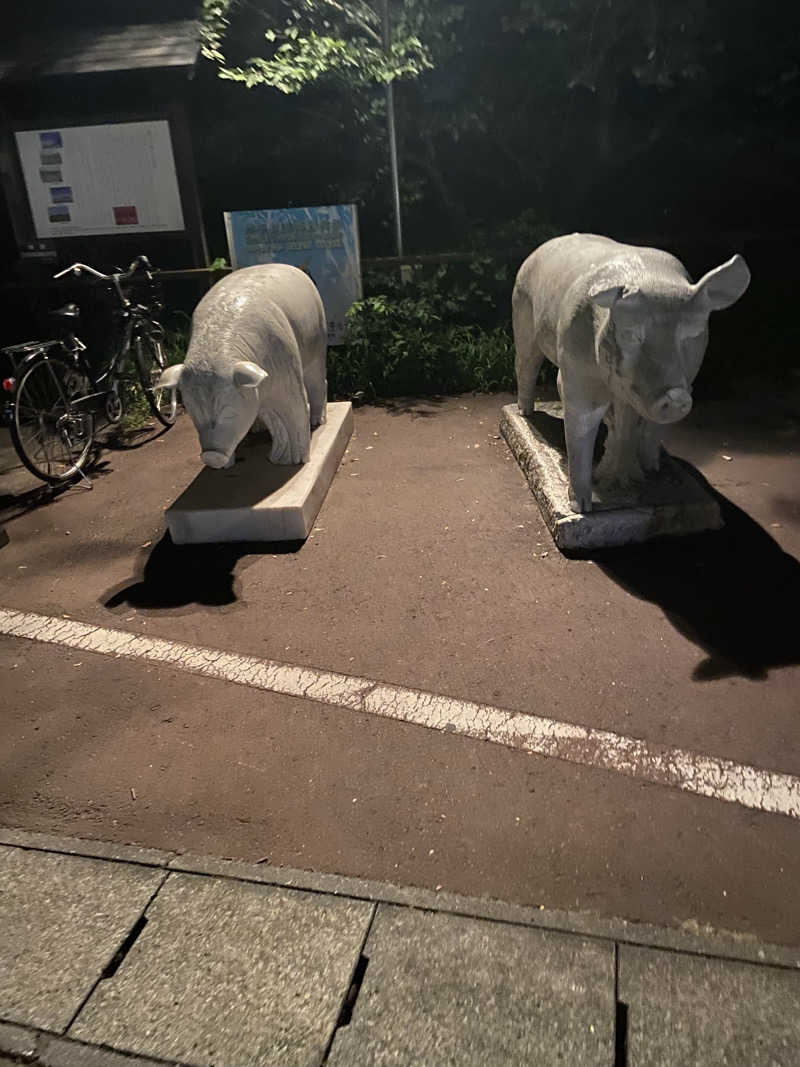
[11,358,94,484]
[135,334,177,427]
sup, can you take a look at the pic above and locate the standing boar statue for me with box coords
[513,234,750,512]
[159,263,327,468]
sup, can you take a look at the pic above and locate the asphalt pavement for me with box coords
[1,389,799,957]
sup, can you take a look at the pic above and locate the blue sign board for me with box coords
[224,204,362,345]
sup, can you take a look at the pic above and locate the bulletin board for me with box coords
[15,120,185,239]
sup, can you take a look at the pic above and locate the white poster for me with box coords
[15,121,185,238]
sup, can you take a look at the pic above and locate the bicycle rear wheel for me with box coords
[135,334,177,427]
[10,358,94,484]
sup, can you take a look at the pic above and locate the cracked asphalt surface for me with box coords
[1,390,799,945]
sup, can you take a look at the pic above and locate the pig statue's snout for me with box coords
[650,387,692,424]
[201,450,233,469]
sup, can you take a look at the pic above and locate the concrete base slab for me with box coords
[500,403,723,553]
[328,905,614,1066]
[619,944,800,1066]
[165,401,353,544]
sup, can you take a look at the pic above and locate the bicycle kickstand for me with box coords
[74,466,94,491]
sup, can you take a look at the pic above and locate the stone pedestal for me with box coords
[500,403,723,553]
[166,401,353,544]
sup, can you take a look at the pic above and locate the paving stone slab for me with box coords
[619,944,800,1066]
[500,403,722,552]
[70,871,373,1067]
[0,1024,171,1067]
[136,850,800,971]
[0,1020,38,1060]
[0,847,164,1032]
[327,903,615,1066]
[37,1034,173,1067]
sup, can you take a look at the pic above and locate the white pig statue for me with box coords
[513,234,750,512]
[159,263,327,468]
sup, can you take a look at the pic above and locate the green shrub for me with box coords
[116,382,152,433]
[162,317,190,367]
[115,322,188,433]
[331,298,516,398]
[330,257,527,400]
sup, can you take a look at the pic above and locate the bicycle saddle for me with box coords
[50,303,80,322]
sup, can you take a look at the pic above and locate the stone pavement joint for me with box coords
[0,1021,178,1066]
[2,826,799,972]
[2,829,800,1067]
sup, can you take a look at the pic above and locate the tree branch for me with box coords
[319,0,383,45]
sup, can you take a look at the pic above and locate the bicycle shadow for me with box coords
[0,458,114,523]
[592,464,800,680]
[100,421,173,451]
[103,530,303,612]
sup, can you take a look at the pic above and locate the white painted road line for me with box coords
[1,606,799,821]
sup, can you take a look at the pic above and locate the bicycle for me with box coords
[1,255,177,485]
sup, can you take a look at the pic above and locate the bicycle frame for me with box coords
[11,296,163,420]
[66,316,136,412]
[0,340,77,427]
[2,254,172,484]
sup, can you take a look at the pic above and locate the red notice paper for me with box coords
[113,205,139,225]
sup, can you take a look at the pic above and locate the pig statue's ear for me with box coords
[693,254,751,311]
[588,284,640,309]
[157,364,183,390]
[233,361,268,390]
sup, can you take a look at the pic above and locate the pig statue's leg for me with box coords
[258,341,313,464]
[596,404,662,487]
[559,371,609,513]
[595,402,646,488]
[637,420,664,473]
[512,288,545,417]
[261,406,311,465]
[305,366,327,429]
[302,329,328,428]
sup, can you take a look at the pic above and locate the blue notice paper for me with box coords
[224,205,362,345]
[39,131,63,150]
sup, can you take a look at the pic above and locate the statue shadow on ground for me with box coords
[103,531,303,612]
[592,461,800,681]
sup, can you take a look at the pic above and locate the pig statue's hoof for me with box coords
[569,493,593,514]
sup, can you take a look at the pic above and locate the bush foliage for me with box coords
[330,257,529,399]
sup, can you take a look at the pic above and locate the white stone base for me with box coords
[500,403,723,553]
[166,402,353,544]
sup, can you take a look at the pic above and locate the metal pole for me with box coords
[382,0,404,257]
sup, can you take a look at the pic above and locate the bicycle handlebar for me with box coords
[53,262,107,281]
[53,256,155,284]
[52,256,157,310]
